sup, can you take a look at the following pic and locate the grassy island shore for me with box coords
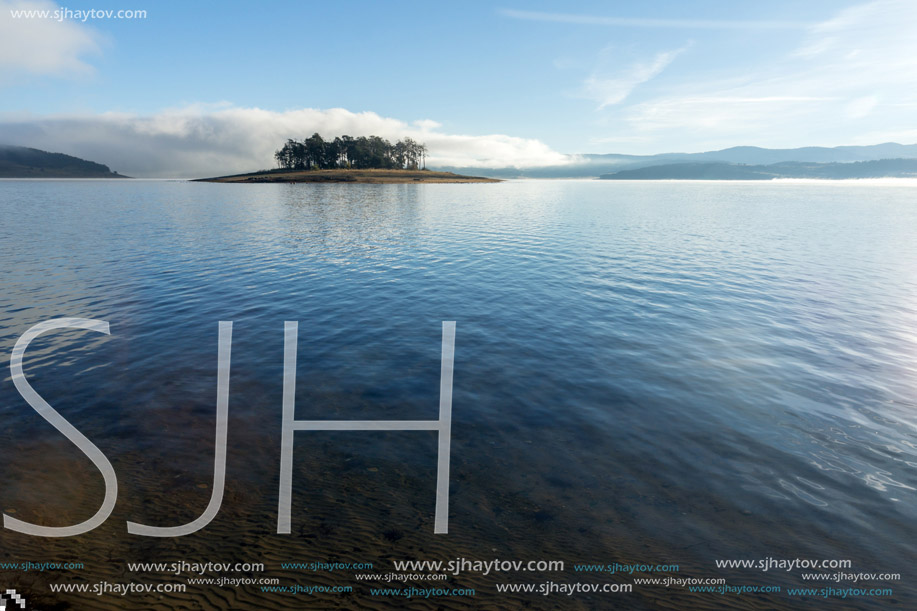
[195,168,500,184]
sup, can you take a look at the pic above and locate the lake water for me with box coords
[0,179,915,609]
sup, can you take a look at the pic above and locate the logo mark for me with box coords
[0,589,26,611]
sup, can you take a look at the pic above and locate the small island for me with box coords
[197,133,500,183]
[198,168,499,184]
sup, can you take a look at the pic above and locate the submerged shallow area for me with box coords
[0,179,914,609]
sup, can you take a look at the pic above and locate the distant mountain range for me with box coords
[0,145,127,178]
[4,142,917,180]
[600,159,917,180]
[434,142,917,179]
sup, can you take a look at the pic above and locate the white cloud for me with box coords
[0,0,103,79]
[627,96,832,133]
[583,45,689,109]
[846,95,879,119]
[796,1,880,57]
[0,106,572,177]
[607,0,917,150]
[500,8,809,30]
[413,119,441,130]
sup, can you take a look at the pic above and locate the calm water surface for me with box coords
[0,179,915,609]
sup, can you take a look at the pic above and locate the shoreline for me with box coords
[195,168,501,184]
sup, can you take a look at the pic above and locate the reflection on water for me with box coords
[0,179,915,609]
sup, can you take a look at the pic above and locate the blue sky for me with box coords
[1,0,915,176]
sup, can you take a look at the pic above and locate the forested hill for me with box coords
[599,159,917,180]
[0,145,127,178]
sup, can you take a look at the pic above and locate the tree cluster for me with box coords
[274,133,427,171]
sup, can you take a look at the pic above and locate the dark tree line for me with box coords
[274,133,427,170]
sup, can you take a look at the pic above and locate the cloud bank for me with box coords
[0,106,572,177]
